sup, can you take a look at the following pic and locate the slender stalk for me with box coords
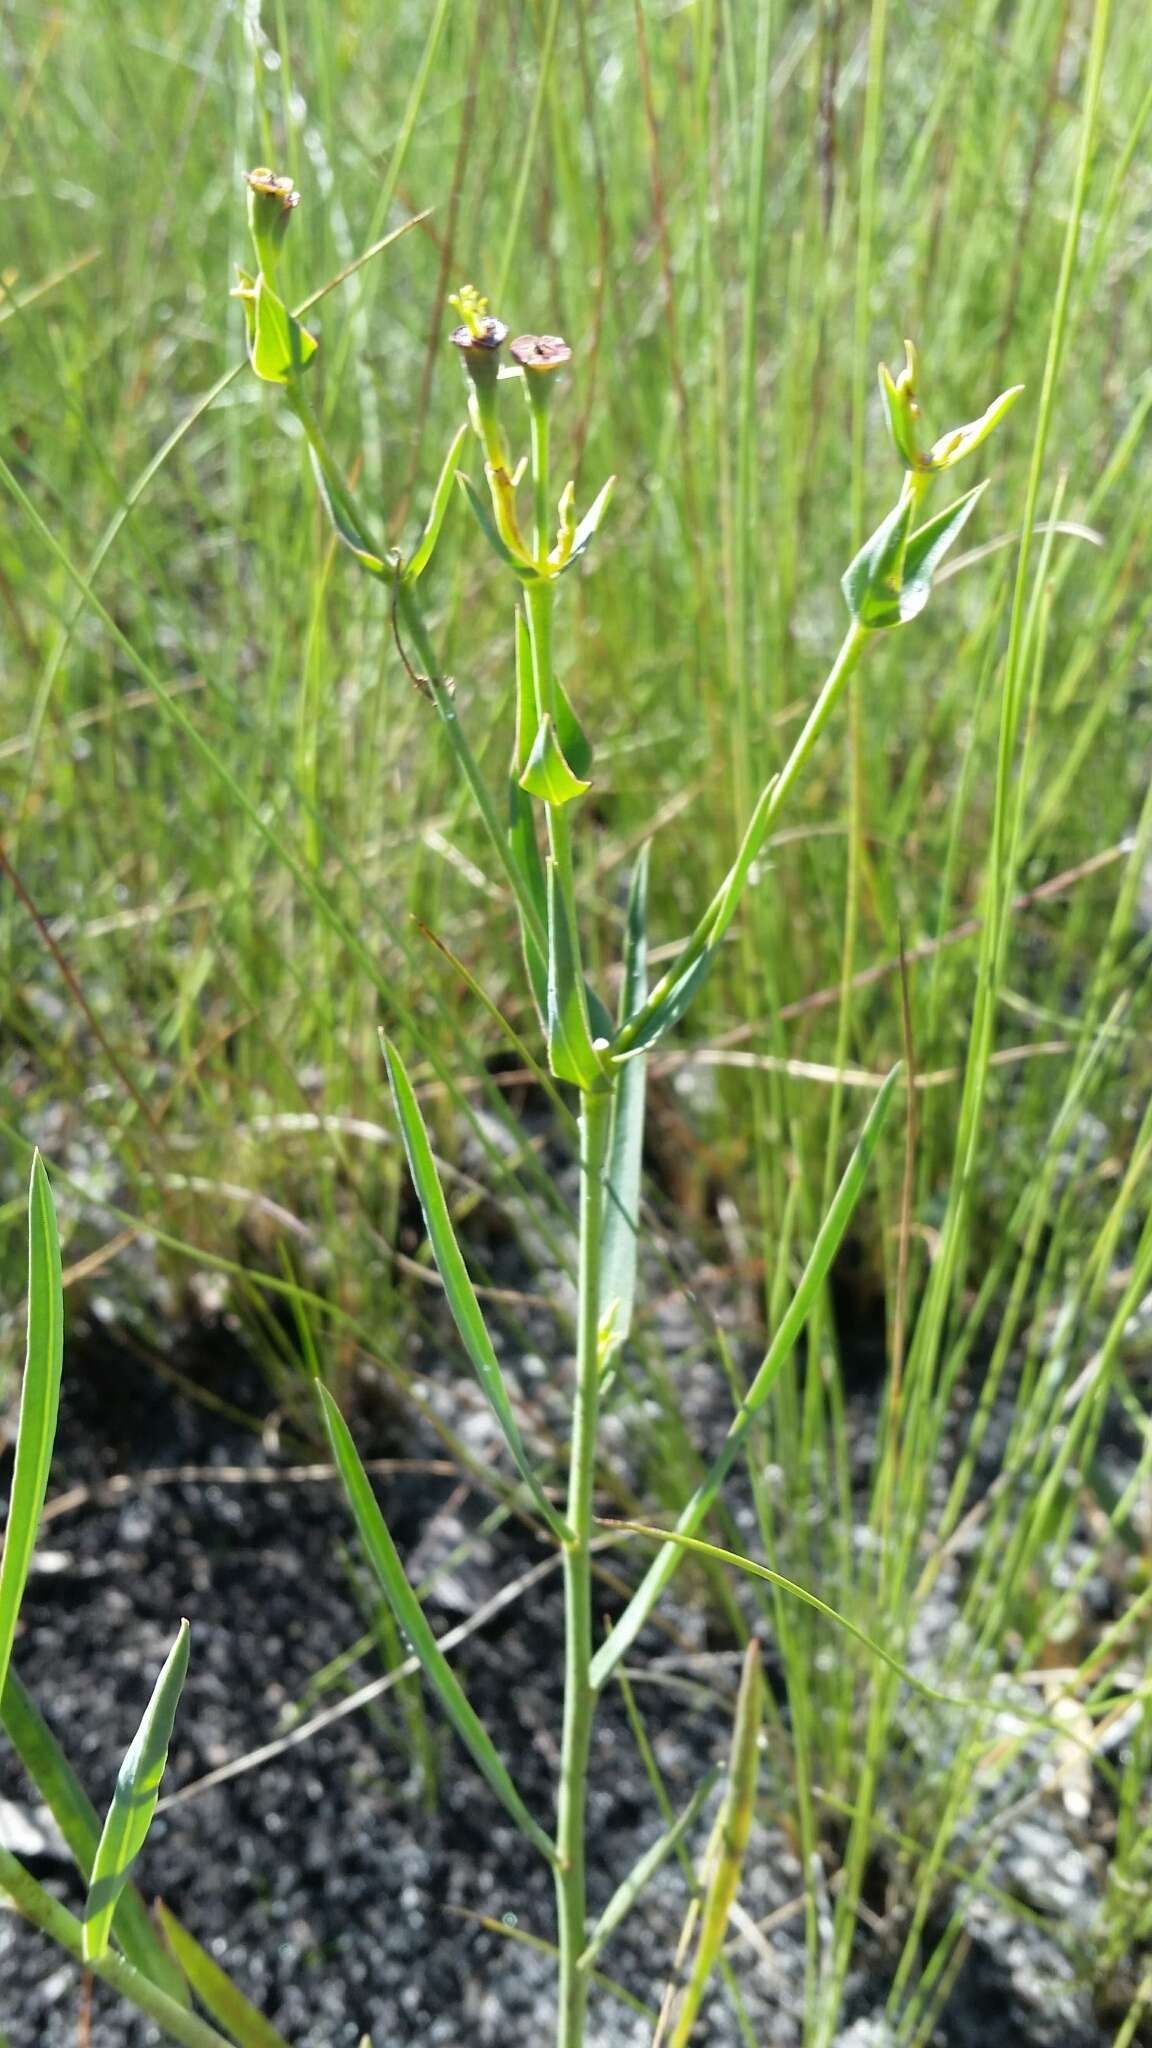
[529,400,552,566]
[0,1847,235,2048]
[554,1083,613,2048]
[615,619,870,1056]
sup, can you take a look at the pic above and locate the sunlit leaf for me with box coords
[1,1666,190,2006]
[84,1622,191,1962]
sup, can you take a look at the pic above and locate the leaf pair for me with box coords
[841,478,988,629]
[456,467,615,581]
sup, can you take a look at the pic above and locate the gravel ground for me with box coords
[0,1289,1135,2047]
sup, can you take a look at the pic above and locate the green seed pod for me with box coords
[245,167,300,277]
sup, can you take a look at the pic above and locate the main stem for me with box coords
[554,1083,612,2048]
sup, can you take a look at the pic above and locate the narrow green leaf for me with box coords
[898,480,988,620]
[455,471,540,584]
[0,1156,64,1710]
[305,446,388,576]
[590,1068,900,1690]
[382,1038,569,1540]
[250,273,317,385]
[554,474,616,574]
[405,421,469,582]
[0,1666,190,2006]
[317,1384,556,1865]
[840,485,916,628]
[670,1643,762,2047]
[579,1764,719,1971]
[613,949,714,1063]
[518,715,590,807]
[84,1621,191,1962]
[599,848,649,1357]
[156,1904,292,2048]
[546,860,606,1090]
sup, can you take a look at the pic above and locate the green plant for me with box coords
[233,172,1020,2047]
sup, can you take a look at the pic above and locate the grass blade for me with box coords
[0,1154,64,1709]
[578,1763,718,1971]
[669,1642,762,2046]
[599,847,650,1358]
[590,1068,900,1689]
[317,1383,556,1865]
[0,1666,190,2007]
[156,1904,292,2048]
[84,1621,192,1962]
[382,1037,570,1540]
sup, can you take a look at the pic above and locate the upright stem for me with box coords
[554,1083,613,2048]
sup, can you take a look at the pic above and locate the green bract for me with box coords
[842,478,988,628]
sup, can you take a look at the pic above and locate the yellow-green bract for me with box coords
[83,1620,191,1962]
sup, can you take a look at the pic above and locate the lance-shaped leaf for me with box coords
[599,848,650,1359]
[519,715,590,807]
[613,948,715,1064]
[546,860,606,1090]
[841,485,917,628]
[669,1643,763,2047]
[455,471,541,584]
[0,1156,64,1711]
[305,444,388,576]
[84,1621,191,1962]
[249,272,317,385]
[317,1384,556,1864]
[590,1068,900,1690]
[405,422,469,582]
[382,1038,569,1540]
[1,1666,189,2006]
[896,480,989,622]
[156,1904,292,2048]
[579,1764,719,1972]
[554,474,616,575]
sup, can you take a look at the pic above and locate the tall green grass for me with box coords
[3,0,1152,2041]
